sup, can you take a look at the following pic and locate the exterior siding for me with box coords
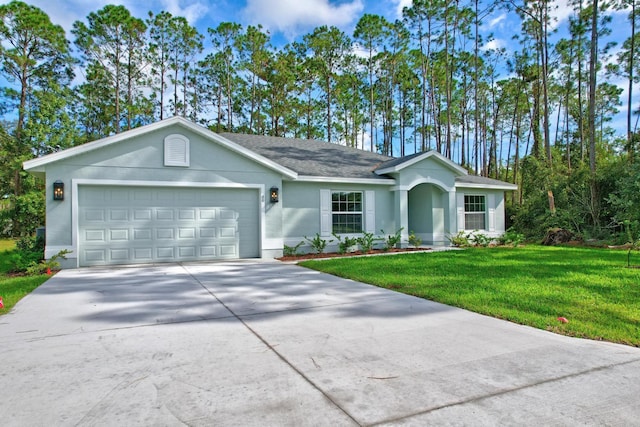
[281,181,395,252]
[43,125,283,266]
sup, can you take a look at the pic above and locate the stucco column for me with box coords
[394,189,409,247]
[448,190,457,237]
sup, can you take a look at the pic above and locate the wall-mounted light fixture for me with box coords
[53,180,64,201]
[270,186,279,203]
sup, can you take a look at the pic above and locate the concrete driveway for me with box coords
[1,261,639,426]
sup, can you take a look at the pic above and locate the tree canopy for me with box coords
[0,0,639,243]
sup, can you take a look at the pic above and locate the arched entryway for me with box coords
[408,183,451,246]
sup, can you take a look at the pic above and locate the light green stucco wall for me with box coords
[42,124,284,265]
[281,181,395,250]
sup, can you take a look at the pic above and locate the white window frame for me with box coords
[331,191,364,234]
[464,194,487,231]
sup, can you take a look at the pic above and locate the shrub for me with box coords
[304,233,333,254]
[497,229,525,247]
[381,227,403,251]
[10,235,45,273]
[25,250,71,275]
[471,232,492,247]
[358,232,379,252]
[332,233,358,254]
[408,230,422,248]
[283,241,304,257]
[448,231,471,247]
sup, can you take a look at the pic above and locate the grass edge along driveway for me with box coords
[300,245,640,347]
[0,240,50,315]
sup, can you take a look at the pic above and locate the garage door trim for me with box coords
[70,179,266,268]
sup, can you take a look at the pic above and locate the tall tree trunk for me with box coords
[628,0,636,159]
[588,0,599,228]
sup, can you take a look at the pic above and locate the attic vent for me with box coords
[164,134,190,167]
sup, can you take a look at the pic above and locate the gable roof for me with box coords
[23,116,297,179]
[375,150,468,175]
[220,133,393,180]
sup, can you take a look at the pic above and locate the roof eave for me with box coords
[455,182,518,191]
[23,117,299,180]
[293,175,396,185]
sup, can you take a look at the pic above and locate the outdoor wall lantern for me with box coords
[53,180,64,201]
[270,186,279,203]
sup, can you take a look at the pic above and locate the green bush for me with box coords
[10,235,45,273]
[381,228,403,251]
[408,230,422,248]
[471,232,492,247]
[332,233,358,254]
[497,229,525,247]
[357,232,379,252]
[304,233,332,254]
[283,241,304,256]
[448,231,471,247]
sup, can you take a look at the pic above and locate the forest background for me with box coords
[0,0,639,244]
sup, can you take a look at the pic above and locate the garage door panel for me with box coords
[134,228,152,240]
[134,248,153,260]
[84,210,104,222]
[110,249,129,261]
[78,186,259,266]
[110,229,128,240]
[134,209,152,220]
[85,229,105,242]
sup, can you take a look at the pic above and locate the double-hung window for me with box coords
[332,191,363,233]
[464,195,486,230]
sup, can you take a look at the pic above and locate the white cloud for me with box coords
[242,0,364,38]
[393,0,412,18]
[158,0,209,25]
[549,0,573,29]
[481,38,506,51]
[488,13,507,29]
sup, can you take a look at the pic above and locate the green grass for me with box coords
[0,239,50,315]
[300,246,640,347]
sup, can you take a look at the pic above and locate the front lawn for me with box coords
[0,240,50,315]
[300,246,640,347]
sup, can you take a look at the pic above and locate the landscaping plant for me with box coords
[304,233,332,254]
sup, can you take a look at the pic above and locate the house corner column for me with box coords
[395,189,409,248]
[448,190,457,237]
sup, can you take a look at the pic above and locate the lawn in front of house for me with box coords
[300,245,640,347]
[0,240,50,315]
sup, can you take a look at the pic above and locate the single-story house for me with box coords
[23,116,517,268]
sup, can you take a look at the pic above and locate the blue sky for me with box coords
[0,0,634,139]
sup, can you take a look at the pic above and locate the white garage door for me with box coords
[78,186,260,267]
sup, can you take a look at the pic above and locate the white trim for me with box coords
[393,176,454,192]
[375,150,468,176]
[71,179,266,268]
[24,116,298,179]
[365,190,375,234]
[488,193,496,232]
[163,133,190,167]
[456,182,518,190]
[319,189,331,236]
[295,175,395,185]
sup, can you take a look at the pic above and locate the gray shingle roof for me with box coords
[220,133,393,179]
[220,132,516,189]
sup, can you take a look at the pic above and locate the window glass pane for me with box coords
[331,191,363,233]
[464,195,486,230]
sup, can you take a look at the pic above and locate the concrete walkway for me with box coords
[1,261,639,426]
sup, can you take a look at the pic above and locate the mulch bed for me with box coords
[277,247,429,262]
